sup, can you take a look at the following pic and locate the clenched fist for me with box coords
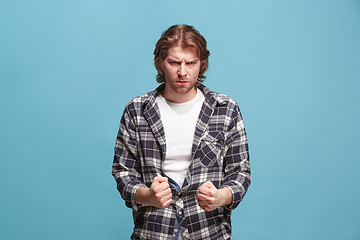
[135,176,173,208]
[197,181,233,211]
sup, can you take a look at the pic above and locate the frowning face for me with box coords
[161,46,201,103]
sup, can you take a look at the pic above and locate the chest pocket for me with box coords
[196,131,225,167]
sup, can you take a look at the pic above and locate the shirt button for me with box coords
[174,229,178,232]
[173,234,176,237]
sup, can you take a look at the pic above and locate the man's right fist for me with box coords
[135,176,173,208]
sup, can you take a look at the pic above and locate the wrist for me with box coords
[219,187,233,206]
[135,186,151,205]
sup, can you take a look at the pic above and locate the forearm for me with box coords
[112,162,145,209]
[221,107,251,208]
[221,172,251,210]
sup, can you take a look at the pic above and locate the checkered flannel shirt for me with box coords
[112,84,251,240]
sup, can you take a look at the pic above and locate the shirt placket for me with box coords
[169,181,185,240]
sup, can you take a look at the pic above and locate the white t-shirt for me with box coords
[156,89,205,187]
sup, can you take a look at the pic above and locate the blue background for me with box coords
[1,0,360,239]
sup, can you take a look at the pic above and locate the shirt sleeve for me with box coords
[112,104,146,211]
[220,103,251,210]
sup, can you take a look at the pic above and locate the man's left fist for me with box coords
[197,181,233,211]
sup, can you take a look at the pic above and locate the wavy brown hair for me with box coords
[154,24,210,84]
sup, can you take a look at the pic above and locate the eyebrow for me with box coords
[166,58,199,62]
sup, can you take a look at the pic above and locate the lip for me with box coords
[176,80,188,86]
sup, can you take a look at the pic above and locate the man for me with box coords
[112,24,251,240]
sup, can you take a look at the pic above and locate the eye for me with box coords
[169,61,179,65]
[187,61,198,65]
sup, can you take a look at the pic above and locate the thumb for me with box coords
[203,181,215,188]
[153,176,168,184]
[159,176,168,183]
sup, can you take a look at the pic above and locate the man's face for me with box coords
[161,46,201,103]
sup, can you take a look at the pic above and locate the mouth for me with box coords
[176,80,188,84]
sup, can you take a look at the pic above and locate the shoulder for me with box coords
[200,85,240,110]
[212,92,238,107]
[123,87,159,115]
[126,91,153,107]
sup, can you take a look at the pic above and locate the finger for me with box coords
[161,198,173,208]
[197,193,208,201]
[198,186,209,195]
[160,187,172,198]
[162,191,173,201]
[198,202,207,211]
[156,181,170,192]
[197,194,214,206]
[153,176,167,184]
[199,193,215,203]
[199,186,215,197]
[202,181,214,188]
[157,191,173,208]
[155,185,172,199]
[154,185,170,197]
[197,200,211,211]
[159,180,170,188]
[199,181,215,191]
[152,179,170,192]
[157,176,168,183]
[204,180,212,185]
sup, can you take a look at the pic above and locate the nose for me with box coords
[178,62,187,77]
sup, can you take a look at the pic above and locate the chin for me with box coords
[176,86,195,94]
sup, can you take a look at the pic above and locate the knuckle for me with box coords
[161,201,169,208]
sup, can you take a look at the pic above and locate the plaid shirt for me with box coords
[112,84,251,240]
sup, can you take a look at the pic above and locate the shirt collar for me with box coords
[141,83,226,112]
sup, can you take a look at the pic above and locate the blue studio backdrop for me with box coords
[1,0,360,239]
